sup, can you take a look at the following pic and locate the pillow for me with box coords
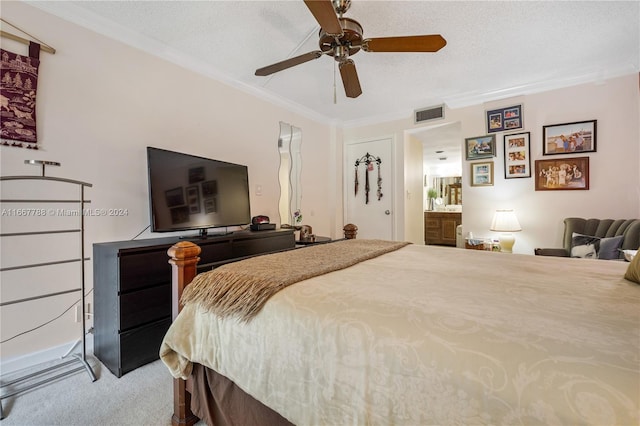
[570,233,624,260]
[570,233,598,258]
[620,249,637,262]
[624,250,640,283]
[598,235,625,260]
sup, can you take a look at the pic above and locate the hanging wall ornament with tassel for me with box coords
[354,162,359,196]
[1,44,40,148]
[354,152,382,204]
[1,18,55,149]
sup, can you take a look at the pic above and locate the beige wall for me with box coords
[404,134,424,245]
[344,74,640,254]
[0,2,337,364]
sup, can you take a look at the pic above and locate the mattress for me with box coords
[161,244,639,425]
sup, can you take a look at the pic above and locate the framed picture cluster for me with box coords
[465,109,596,191]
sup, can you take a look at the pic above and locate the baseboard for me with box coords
[1,335,94,375]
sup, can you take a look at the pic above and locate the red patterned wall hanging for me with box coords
[1,45,40,149]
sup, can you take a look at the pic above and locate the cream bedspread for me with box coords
[161,244,640,425]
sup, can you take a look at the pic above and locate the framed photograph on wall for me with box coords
[503,132,531,179]
[465,134,496,160]
[470,161,494,186]
[534,156,589,191]
[486,104,523,133]
[542,120,596,155]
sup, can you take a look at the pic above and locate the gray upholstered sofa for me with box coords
[535,218,640,260]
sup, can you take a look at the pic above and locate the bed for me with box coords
[160,239,639,426]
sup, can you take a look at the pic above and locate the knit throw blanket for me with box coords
[180,239,410,321]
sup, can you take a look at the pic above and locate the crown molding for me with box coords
[443,65,639,109]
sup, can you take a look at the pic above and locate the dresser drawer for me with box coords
[120,318,172,376]
[233,233,294,258]
[119,283,170,331]
[119,250,172,292]
[199,240,234,264]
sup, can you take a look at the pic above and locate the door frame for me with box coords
[343,135,397,240]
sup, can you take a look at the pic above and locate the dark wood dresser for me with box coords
[93,229,295,377]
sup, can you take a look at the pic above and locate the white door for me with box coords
[345,138,394,240]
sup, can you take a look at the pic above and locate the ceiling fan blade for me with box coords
[303,0,343,36]
[362,35,447,53]
[255,51,323,76]
[339,59,362,98]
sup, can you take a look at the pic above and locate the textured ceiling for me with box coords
[33,0,640,127]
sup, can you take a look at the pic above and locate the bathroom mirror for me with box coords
[432,176,462,205]
[278,122,302,225]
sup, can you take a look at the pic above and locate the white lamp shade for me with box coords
[490,209,522,232]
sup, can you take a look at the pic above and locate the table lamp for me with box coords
[490,209,521,253]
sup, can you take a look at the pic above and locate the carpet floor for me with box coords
[0,356,205,426]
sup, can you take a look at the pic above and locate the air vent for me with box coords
[414,104,445,124]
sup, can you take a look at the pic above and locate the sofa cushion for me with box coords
[570,233,624,260]
[624,250,640,283]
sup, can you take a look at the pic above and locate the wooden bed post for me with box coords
[167,241,201,426]
[343,223,358,239]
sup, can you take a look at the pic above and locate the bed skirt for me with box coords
[189,363,293,426]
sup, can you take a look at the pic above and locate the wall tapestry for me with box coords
[1,44,40,149]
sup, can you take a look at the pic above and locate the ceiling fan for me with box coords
[255,0,446,98]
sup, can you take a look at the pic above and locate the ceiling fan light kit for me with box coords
[255,0,446,99]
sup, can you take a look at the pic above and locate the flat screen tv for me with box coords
[146,147,251,237]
